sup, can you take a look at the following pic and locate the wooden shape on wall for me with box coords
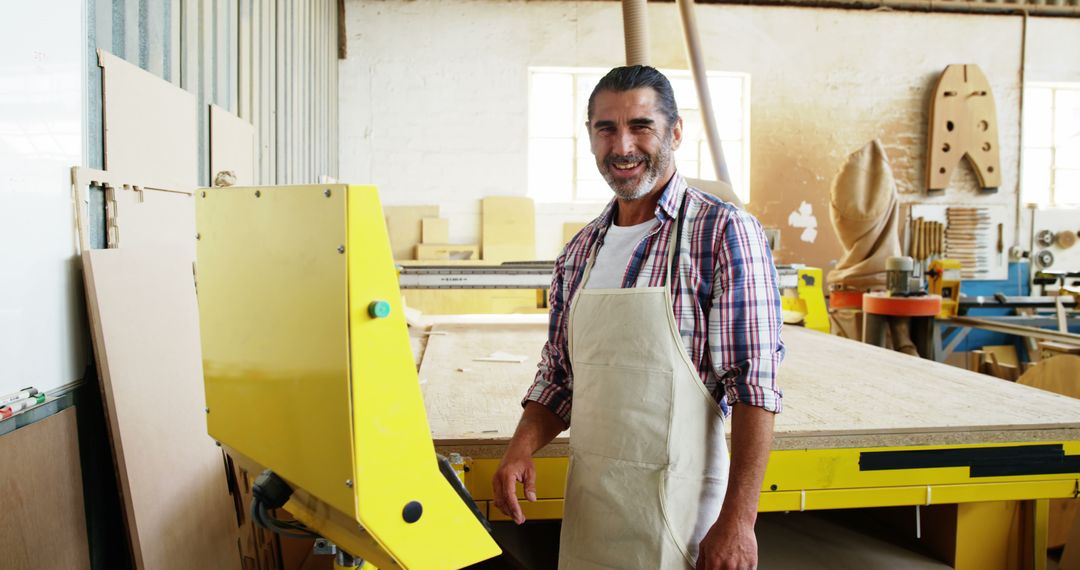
[0,408,90,570]
[99,50,198,192]
[209,104,256,186]
[926,64,1001,193]
[384,205,439,260]
[482,196,536,263]
[83,247,239,570]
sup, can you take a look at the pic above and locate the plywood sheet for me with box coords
[384,205,438,260]
[83,247,239,570]
[0,408,90,570]
[99,50,197,191]
[482,197,535,263]
[107,186,195,260]
[421,217,449,244]
[562,222,588,246]
[421,323,1080,456]
[209,104,256,186]
[71,167,195,261]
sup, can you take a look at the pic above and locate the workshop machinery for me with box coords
[195,184,501,569]
[416,318,1080,570]
[398,263,830,334]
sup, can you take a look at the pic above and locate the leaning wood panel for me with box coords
[83,247,239,570]
[422,322,1080,456]
[99,50,198,192]
[0,408,90,570]
[210,104,256,186]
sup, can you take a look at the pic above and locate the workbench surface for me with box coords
[418,317,1080,458]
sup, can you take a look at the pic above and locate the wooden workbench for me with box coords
[417,316,1080,568]
[418,317,1080,458]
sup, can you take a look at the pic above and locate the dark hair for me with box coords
[586,65,679,128]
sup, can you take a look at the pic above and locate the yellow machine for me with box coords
[778,265,830,334]
[927,258,963,318]
[195,184,501,569]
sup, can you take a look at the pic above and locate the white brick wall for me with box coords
[339,0,1080,266]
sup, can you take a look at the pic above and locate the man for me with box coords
[493,65,784,570]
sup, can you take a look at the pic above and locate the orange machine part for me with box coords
[830,289,865,310]
[862,292,943,317]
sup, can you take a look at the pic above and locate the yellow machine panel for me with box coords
[928,258,963,318]
[197,185,500,569]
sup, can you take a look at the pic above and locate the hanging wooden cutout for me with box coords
[926,64,1001,194]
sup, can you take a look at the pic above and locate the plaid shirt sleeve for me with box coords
[522,248,574,426]
[710,208,785,413]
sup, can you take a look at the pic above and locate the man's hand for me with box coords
[696,514,758,570]
[491,402,567,525]
[492,451,537,525]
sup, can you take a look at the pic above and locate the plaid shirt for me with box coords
[524,173,785,425]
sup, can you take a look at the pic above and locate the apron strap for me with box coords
[667,190,689,291]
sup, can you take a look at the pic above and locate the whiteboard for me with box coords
[0,0,86,395]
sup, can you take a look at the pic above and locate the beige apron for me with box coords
[559,201,730,569]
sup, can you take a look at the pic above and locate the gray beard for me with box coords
[600,136,673,202]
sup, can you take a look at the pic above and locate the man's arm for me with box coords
[492,402,568,524]
[697,405,774,570]
[494,247,575,524]
[700,207,785,569]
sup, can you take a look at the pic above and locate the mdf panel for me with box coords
[0,408,90,570]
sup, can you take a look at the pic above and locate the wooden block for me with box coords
[0,408,90,570]
[482,196,536,263]
[563,222,588,246]
[415,243,479,261]
[404,290,544,316]
[981,344,1018,367]
[384,205,438,261]
[99,50,197,191]
[1041,341,1080,359]
[83,247,240,570]
[421,217,449,244]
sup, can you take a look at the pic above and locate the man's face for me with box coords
[588,87,682,201]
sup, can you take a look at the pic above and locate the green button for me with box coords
[368,300,391,319]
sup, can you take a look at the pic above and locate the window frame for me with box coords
[1022,81,1080,208]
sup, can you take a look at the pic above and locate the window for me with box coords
[527,67,751,204]
[1022,83,1080,207]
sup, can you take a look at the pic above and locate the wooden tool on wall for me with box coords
[926,64,1001,194]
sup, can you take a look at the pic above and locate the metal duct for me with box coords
[622,0,651,65]
[677,0,742,206]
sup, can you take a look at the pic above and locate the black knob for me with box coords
[402,500,423,523]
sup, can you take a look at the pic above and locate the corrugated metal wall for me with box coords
[86,0,338,186]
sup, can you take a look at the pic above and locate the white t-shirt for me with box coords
[584,219,656,289]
